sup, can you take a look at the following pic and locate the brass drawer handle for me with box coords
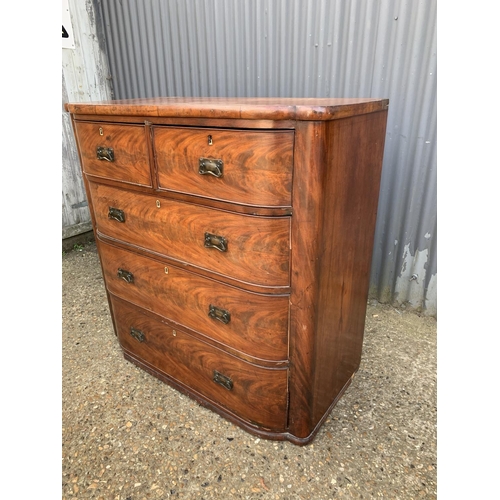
[130,327,145,342]
[213,370,233,391]
[208,304,231,324]
[117,268,134,283]
[96,146,114,162]
[199,157,223,178]
[108,206,125,223]
[204,232,227,252]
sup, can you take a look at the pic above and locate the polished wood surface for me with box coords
[112,296,288,431]
[74,121,152,186]
[154,127,293,207]
[287,121,328,439]
[311,111,387,424]
[99,240,289,362]
[66,97,389,120]
[89,182,291,289]
[68,97,388,444]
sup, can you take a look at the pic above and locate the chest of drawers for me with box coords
[65,97,388,445]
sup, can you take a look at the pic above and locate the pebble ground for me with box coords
[62,242,437,499]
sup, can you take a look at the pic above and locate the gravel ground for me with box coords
[62,241,437,499]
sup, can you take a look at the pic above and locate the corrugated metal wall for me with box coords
[96,0,437,315]
[62,0,113,240]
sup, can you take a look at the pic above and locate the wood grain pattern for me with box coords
[154,127,294,207]
[69,114,298,130]
[89,182,291,289]
[287,121,328,439]
[66,97,389,121]
[111,296,288,431]
[288,112,388,441]
[74,121,151,186]
[311,110,388,424]
[99,240,289,362]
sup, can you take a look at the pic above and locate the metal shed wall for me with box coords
[96,0,437,315]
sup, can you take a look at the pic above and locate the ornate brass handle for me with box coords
[108,207,125,223]
[204,232,227,252]
[208,304,231,324]
[199,157,223,178]
[130,327,145,342]
[117,268,134,283]
[213,370,233,391]
[96,146,114,162]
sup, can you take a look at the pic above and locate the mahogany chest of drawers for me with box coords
[66,97,388,445]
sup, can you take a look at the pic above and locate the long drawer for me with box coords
[99,240,289,362]
[111,295,288,431]
[153,127,294,207]
[90,182,291,289]
[73,121,152,186]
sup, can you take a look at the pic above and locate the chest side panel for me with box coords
[311,110,388,424]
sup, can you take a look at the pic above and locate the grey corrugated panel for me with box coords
[97,0,436,314]
[368,0,437,312]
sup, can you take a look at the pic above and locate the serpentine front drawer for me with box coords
[153,126,294,207]
[99,240,289,363]
[89,181,291,290]
[111,295,288,432]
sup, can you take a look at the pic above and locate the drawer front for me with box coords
[111,296,288,431]
[90,182,290,288]
[74,121,152,186]
[99,241,289,361]
[154,127,293,207]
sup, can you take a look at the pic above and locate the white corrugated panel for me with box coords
[97,0,437,315]
[62,0,113,239]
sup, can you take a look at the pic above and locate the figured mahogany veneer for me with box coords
[89,182,291,290]
[99,240,289,363]
[111,296,288,431]
[66,97,388,445]
[154,127,294,207]
[73,121,152,186]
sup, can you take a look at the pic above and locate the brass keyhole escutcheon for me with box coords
[164,266,169,274]
[156,200,161,208]
[99,127,103,136]
[172,330,177,337]
[208,135,213,146]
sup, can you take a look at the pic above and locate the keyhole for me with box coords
[208,135,213,146]
[99,127,103,136]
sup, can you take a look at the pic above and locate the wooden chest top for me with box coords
[65,96,388,120]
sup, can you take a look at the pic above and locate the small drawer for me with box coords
[153,127,294,207]
[90,182,290,289]
[99,241,289,362]
[111,296,288,431]
[74,121,152,186]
